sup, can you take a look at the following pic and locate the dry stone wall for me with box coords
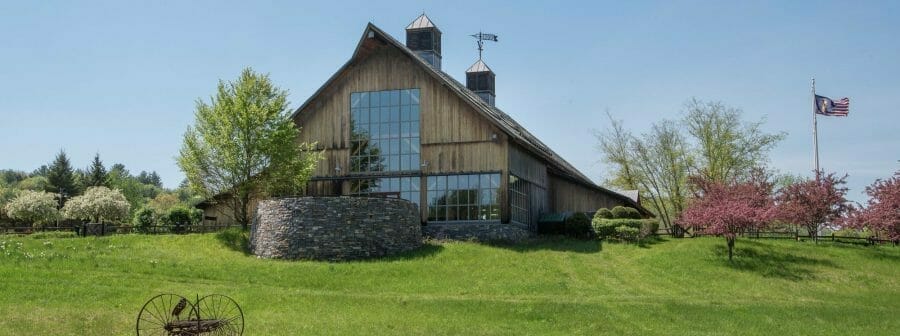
[250,197,422,261]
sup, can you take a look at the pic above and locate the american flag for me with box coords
[815,94,850,116]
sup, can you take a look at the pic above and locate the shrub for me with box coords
[594,208,613,219]
[166,206,194,233]
[132,207,155,233]
[564,212,593,239]
[611,206,641,219]
[615,225,641,242]
[4,190,60,227]
[592,218,659,240]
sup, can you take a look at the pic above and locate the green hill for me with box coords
[1,232,897,335]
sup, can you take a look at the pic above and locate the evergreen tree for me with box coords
[137,170,163,187]
[47,150,76,201]
[87,153,108,187]
[31,165,49,177]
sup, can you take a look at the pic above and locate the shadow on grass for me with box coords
[715,239,840,281]
[216,228,251,256]
[482,235,602,254]
[378,242,445,262]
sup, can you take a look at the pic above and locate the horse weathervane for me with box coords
[470,32,499,59]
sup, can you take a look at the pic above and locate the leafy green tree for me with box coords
[596,99,783,231]
[4,190,60,227]
[0,170,27,186]
[87,153,109,187]
[0,186,19,223]
[683,99,785,184]
[47,150,77,200]
[17,176,51,191]
[62,186,130,223]
[178,68,320,229]
[106,163,161,215]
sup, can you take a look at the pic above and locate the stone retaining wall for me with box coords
[423,222,532,242]
[250,197,422,261]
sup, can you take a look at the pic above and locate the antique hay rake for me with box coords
[136,294,244,335]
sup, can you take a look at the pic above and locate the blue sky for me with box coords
[0,0,897,202]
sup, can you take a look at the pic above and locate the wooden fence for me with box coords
[660,229,898,246]
[1,223,242,236]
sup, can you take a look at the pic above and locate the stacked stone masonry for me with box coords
[251,197,422,261]
[422,222,531,242]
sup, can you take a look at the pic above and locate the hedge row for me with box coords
[592,218,659,239]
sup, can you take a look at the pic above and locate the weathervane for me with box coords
[470,32,499,60]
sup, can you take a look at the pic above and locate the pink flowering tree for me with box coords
[849,172,900,241]
[775,172,852,243]
[679,171,776,261]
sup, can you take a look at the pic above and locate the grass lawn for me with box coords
[0,232,898,335]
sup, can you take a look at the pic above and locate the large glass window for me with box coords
[509,174,529,225]
[427,173,500,222]
[350,176,420,209]
[350,89,420,173]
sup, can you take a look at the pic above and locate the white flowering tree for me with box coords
[4,190,60,227]
[63,186,130,223]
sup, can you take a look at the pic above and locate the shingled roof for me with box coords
[291,23,650,215]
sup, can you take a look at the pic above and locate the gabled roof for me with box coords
[291,23,650,215]
[466,59,492,73]
[406,14,438,30]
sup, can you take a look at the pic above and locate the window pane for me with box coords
[447,206,457,221]
[410,105,420,121]
[380,107,390,122]
[359,108,369,124]
[390,106,400,122]
[370,91,380,107]
[447,175,458,190]
[389,156,400,172]
[380,124,391,139]
[469,175,479,190]
[411,89,420,104]
[410,121,419,137]
[401,89,410,105]
[389,123,400,139]
[436,175,446,190]
[400,105,410,121]
[390,90,400,106]
[358,92,369,108]
[401,122,410,138]
[380,91,391,106]
[409,154,419,170]
[411,139,420,154]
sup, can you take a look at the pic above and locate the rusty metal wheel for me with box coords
[192,294,244,335]
[136,293,195,335]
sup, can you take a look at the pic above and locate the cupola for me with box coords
[405,14,442,69]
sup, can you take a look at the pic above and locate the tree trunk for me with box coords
[726,236,735,261]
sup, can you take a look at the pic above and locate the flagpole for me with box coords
[812,78,820,180]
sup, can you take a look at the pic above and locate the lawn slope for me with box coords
[1,233,898,335]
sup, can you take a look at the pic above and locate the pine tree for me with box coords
[87,153,108,187]
[47,150,76,201]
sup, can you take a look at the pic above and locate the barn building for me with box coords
[205,15,648,239]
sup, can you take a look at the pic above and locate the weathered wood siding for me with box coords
[509,144,549,226]
[508,144,548,188]
[548,174,629,213]
[293,40,509,221]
